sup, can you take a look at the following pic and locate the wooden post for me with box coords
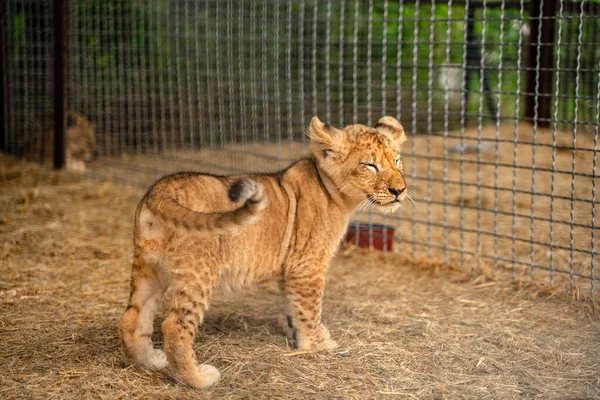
[0,0,10,153]
[525,0,557,128]
[53,0,67,169]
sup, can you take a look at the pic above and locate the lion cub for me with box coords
[26,111,97,172]
[119,116,410,388]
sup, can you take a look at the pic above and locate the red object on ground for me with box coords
[345,223,395,251]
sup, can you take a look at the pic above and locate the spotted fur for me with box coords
[119,116,410,389]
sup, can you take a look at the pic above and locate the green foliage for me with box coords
[9,0,598,132]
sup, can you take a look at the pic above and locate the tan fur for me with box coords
[119,116,410,389]
[26,111,97,172]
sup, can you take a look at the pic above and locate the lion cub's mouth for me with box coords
[357,189,415,213]
[373,188,416,208]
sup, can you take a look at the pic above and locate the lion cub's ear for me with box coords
[308,116,346,159]
[374,116,407,149]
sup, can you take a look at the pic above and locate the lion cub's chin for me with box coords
[377,201,402,213]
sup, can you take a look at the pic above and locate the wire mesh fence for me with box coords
[2,0,599,302]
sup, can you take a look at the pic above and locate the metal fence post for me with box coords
[53,0,67,169]
[0,0,10,153]
[525,0,557,128]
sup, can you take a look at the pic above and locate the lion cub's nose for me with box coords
[388,187,405,197]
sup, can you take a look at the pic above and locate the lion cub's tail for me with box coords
[147,178,267,233]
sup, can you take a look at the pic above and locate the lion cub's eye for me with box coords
[395,157,403,169]
[363,163,379,174]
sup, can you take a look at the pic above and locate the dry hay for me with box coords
[1,148,600,399]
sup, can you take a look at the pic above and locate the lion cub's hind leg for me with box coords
[161,258,221,389]
[120,256,169,369]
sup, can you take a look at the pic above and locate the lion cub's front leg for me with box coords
[282,273,338,351]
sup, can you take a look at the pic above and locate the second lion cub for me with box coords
[119,116,411,388]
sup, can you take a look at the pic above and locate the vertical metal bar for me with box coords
[311,1,317,119]
[273,0,281,168]
[381,0,388,253]
[352,0,358,125]
[239,1,247,170]
[22,1,31,158]
[173,0,186,171]
[41,1,51,161]
[191,0,202,156]
[338,0,345,128]
[396,1,405,249]
[591,54,599,301]
[250,0,258,169]
[442,0,453,265]
[459,2,470,268]
[511,0,526,278]
[325,0,331,124]
[142,1,154,176]
[530,0,544,281]
[411,0,420,258]
[570,0,585,295]
[156,1,168,172]
[525,0,557,127]
[116,1,126,167]
[352,0,359,244]
[476,1,487,260]
[133,0,143,178]
[366,0,373,127]
[493,0,506,270]
[366,0,374,249]
[261,0,269,170]
[426,0,435,259]
[148,0,161,174]
[0,0,10,153]
[216,0,225,168]
[589,4,599,127]
[286,0,292,162]
[125,0,138,185]
[127,4,135,163]
[381,0,388,118]
[298,0,306,139]
[53,0,67,169]
[226,0,236,170]
[549,0,565,286]
[205,1,216,156]
[101,0,111,168]
[367,0,373,249]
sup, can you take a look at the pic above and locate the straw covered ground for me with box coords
[1,144,600,399]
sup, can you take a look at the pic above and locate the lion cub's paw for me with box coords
[316,338,339,350]
[197,364,221,388]
[315,324,338,349]
[288,323,338,351]
[149,349,169,370]
[317,323,331,340]
[171,363,221,389]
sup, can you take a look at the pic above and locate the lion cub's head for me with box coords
[65,112,98,172]
[309,116,412,212]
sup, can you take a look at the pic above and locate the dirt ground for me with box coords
[1,149,600,399]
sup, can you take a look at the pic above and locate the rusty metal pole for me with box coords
[53,0,67,169]
[525,0,557,128]
[0,0,10,153]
